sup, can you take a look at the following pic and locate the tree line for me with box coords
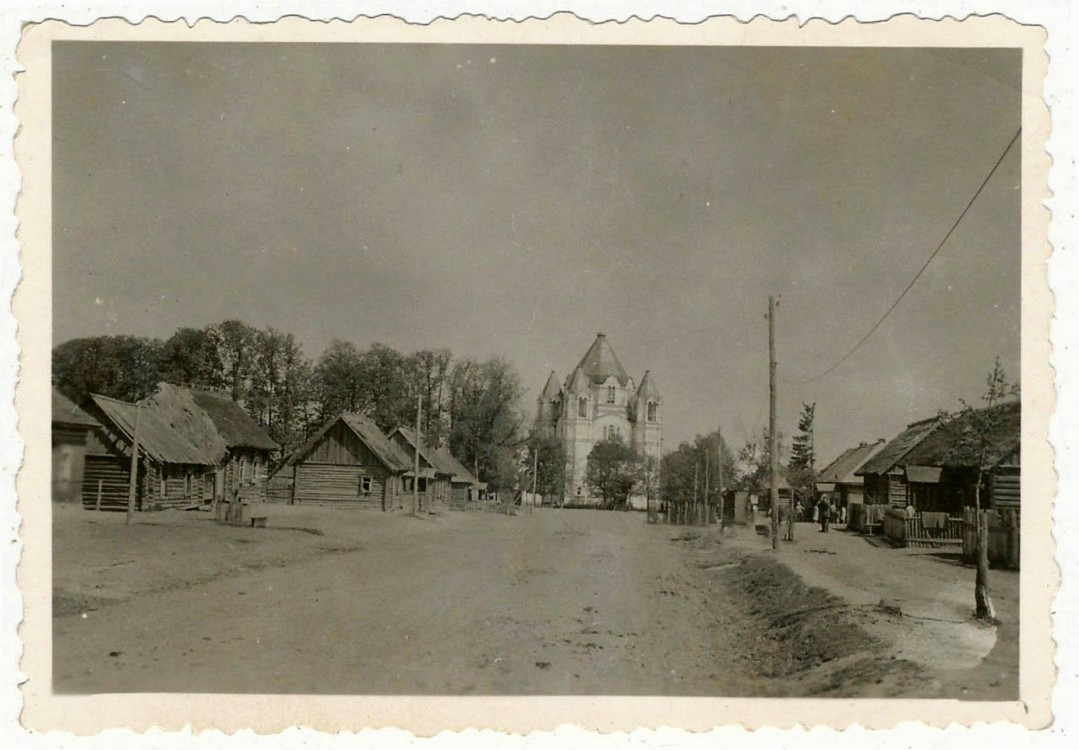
[52,320,527,490]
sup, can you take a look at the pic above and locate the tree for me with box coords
[940,357,1020,622]
[526,432,567,500]
[313,339,365,421]
[734,426,785,495]
[787,402,816,501]
[585,436,642,510]
[660,429,736,523]
[641,455,662,522]
[447,357,526,492]
[52,335,163,403]
[158,327,224,390]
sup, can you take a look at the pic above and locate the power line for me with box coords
[788,127,1021,386]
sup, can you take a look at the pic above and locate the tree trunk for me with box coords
[974,480,996,621]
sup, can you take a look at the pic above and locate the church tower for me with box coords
[536,333,662,507]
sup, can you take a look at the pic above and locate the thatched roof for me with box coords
[183,386,278,451]
[390,427,449,476]
[427,445,481,486]
[286,412,412,473]
[900,400,1020,469]
[89,383,277,466]
[91,393,226,465]
[817,440,886,484]
[52,388,97,427]
[856,417,942,477]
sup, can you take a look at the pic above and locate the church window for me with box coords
[647,401,657,422]
[607,386,616,404]
[578,397,588,418]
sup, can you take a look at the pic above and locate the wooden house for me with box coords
[388,427,452,510]
[427,445,484,505]
[814,439,886,517]
[897,400,1021,515]
[280,412,412,509]
[82,383,278,512]
[855,417,943,509]
[52,388,98,503]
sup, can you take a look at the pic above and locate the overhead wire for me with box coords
[787,127,1021,386]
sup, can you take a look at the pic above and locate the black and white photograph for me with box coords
[14,11,1058,732]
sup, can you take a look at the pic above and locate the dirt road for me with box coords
[53,507,1014,697]
[55,508,748,694]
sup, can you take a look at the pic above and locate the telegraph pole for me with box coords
[413,394,421,515]
[717,427,725,525]
[125,400,142,525]
[769,295,779,551]
[530,445,538,513]
[703,450,710,526]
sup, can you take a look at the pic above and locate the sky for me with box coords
[52,43,1021,463]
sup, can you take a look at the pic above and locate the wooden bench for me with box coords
[249,515,268,528]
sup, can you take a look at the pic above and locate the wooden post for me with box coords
[125,400,142,525]
[769,295,779,550]
[95,479,102,511]
[530,446,538,513]
[703,451,710,526]
[413,394,421,515]
[716,428,724,526]
[693,463,699,526]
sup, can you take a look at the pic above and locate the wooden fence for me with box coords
[882,508,963,548]
[962,506,1020,570]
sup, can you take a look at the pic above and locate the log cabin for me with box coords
[897,400,1021,515]
[814,439,886,523]
[52,388,97,503]
[388,427,452,510]
[855,416,943,510]
[279,412,412,509]
[427,445,484,506]
[81,383,277,511]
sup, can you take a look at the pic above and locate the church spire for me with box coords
[574,332,630,386]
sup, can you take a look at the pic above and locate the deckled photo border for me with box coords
[11,11,1054,735]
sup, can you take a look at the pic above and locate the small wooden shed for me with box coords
[427,445,484,505]
[281,412,412,509]
[52,388,98,503]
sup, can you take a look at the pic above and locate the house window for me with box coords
[239,459,247,485]
[184,472,193,499]
[360,476,372,495]
[578,396,588,418]
[607,386,616,404]
[647,401,657,422]
[418,477,428,493]
[404,476,414,492]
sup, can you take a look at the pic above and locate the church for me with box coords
[535,333,662,507]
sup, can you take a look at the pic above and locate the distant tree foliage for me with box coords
[585,436,643,510]
[787,402,817,501]
[52,321,529,481]
[660,429,736,511]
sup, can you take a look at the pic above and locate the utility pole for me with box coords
[413,394,421,516]
[769,295,779,551]
[693,462,699,526]
[717,427,725,525]
[125,399,142,525]
[530,445,538,513]
[703,450,710,526]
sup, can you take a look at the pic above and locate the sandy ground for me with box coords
[51,505,1017,697]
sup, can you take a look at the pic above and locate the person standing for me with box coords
[818,496,831,532]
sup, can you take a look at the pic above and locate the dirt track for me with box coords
[52,506,1014,697]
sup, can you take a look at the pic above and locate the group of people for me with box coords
[793,495,847,532]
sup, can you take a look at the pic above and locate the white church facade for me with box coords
[535,333,662,507]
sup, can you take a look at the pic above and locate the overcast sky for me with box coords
[52,43,1021,462]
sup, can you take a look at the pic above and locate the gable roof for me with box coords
[286,412,412,472]
[574,333,630,386]
[900,400,1020,469]
[390,427,450,475]
[817,440,886,484]
[52,388,97,427]
[91,393,227,466]
[427,445,480,485]
[856,417,942,477]
[155,383,278,452]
